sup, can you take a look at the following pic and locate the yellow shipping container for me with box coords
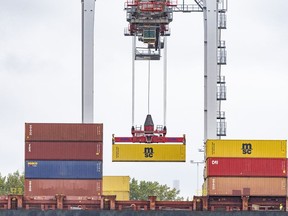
[202,182,207,196]
[112,144,186,162]
[103,176,130,191]
[206,140,286,159]
[102,191,130,201]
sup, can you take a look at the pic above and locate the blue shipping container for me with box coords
[25,160,102,179]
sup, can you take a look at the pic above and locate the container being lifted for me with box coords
[112,114,186,162]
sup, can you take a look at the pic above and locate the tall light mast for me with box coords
[81,0,96,123]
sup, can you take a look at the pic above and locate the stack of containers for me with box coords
[203,140,287,196]
[24,123,103,199]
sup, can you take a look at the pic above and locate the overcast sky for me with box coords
[0,0,288,199]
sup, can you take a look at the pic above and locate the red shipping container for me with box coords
[206,158,286,178]
[25,123,103,141]
[24,179,102,197]
[25,142,102,160]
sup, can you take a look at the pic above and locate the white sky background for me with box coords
[0,0,288,199]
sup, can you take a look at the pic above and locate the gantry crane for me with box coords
[81,0,227,160]
[112,0,186,162]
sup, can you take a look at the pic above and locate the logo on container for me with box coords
[211,160,218,165]
[144,147,154,158]
[28,143,31,152]
[212,178,216,190]
[29,181,32,192]
[29,125,32,136]
[27,161,38,167]
[242,143,252,154]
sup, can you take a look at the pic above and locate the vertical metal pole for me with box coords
[203,0,218,140]
[132,35,136,126]
[191,160,204,196]
[196,163,199,196]
[163,37,167,126]
[148,60,151,114]
[82,0,96,123]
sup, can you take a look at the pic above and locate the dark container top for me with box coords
[24,179,102,197]
[25,160,102,179]
[25,123,103,141]
[25,141,103,160]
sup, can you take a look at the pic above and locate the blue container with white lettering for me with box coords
[25,160,102,179]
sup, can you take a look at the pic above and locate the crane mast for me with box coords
[82,0,95,123]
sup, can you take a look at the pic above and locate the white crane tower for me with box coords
[81,0,227,141]
[81,0,95,123]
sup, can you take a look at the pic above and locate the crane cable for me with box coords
[132,35,136,126]
[132,36,167,127]
[148,59,151,114]
[163,36,167,127]
[147,37,167,125]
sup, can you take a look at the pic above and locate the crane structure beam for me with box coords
[203,0,218,140]
[172,4,203,12]
[82,0,96,123]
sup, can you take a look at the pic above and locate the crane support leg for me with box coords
[82,0,96,123]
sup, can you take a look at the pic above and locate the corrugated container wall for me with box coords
[25,123,103,141]
[25,142,102,160]
[24,179,102,196]
[206,158,286,178]
[25,160,102,179]
[204,177,286,196]
[113,144,185,162]
[102,176,130,200]
[205,140,287,158]
[103,176,130,191]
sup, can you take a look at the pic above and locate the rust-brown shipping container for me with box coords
[25,141,102,160]
[24,179,102,197]
[204,177,286,196]
[25,123,103,141]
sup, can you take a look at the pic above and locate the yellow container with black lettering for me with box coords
[205,140,286,159]
[112,144,186,162]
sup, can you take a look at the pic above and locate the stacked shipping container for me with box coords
[203,140,287,196]
[24,123,103,198]
[102,176,130,200]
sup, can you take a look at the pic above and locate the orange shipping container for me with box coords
[204,177,286,196]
